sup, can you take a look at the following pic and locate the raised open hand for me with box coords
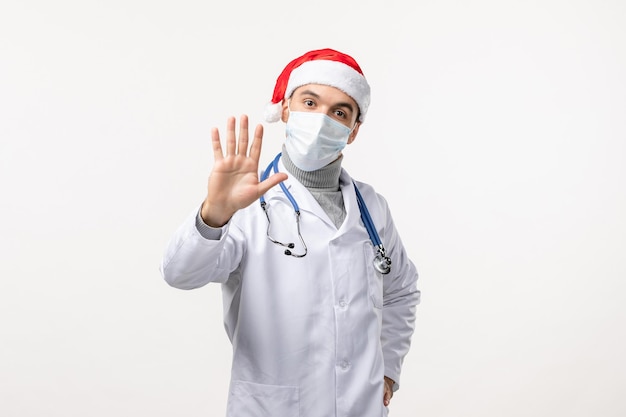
[200,115,287,227]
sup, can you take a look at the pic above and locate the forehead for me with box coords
[291,84,358,108]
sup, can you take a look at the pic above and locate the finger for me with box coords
[237,114,249,156]
[211,127,223,160]
[225,116,236,156]
[383,380,393,406]
[249,123,264,162]
[258,172,288,196]
[383,389,391,406]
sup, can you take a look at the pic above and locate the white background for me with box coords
[1,1,625,416]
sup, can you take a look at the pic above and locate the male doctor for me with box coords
[160,48,420,417]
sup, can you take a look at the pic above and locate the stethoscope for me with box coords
[259,152,392,274]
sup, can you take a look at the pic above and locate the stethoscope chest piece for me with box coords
[373,250,392,275]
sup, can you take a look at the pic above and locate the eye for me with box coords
[333,109,348,119]
[303,99,315,107]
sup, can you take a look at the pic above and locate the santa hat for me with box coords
[263,48,371,123]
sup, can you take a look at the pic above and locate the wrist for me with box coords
[200,200,232,228]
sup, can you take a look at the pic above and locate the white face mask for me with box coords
[285,110,353,171]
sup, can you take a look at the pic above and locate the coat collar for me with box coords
[262,158,362,236]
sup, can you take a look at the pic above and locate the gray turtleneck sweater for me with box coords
[196,146,346,238]
[280,145,346,229]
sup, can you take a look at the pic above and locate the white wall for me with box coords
[1,1,624,416]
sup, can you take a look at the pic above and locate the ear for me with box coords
[280,99,289,123]
[347,122,361,145]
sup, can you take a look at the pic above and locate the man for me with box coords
[160,48,420,417]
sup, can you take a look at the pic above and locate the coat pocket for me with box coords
[228,380,299,417]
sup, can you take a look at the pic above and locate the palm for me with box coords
[208,154,266,211]
[201,115,287,227]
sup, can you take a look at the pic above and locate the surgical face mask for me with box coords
[285,110,353,171]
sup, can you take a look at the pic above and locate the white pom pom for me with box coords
[263,102,282,123]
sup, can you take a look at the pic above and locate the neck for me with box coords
[281,145,342,191]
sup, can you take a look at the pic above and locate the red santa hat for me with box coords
[263,48,371,123]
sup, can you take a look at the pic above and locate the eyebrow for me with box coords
[297,89,355,113]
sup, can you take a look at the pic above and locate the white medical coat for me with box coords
[161,160,420,417]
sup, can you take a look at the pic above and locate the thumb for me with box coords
[258,172,288,195]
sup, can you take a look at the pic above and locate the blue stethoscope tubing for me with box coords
[352,179,392,274]
[260,153,300,212]
[259,152,391,274]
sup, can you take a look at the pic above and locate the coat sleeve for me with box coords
[379,197,421,392]
[159,207,243,289]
